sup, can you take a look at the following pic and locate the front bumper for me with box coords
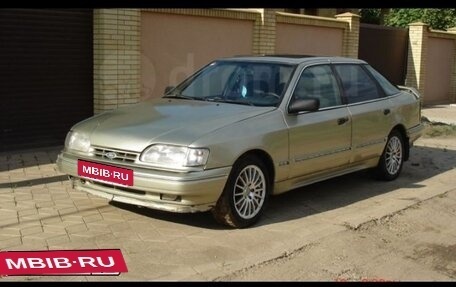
[56,151,231,213]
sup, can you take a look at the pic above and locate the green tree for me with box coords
[385,9,456,30]
[359,8,382,24]
[359,9,390,25]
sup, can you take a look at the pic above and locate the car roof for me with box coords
[219,55,367,65]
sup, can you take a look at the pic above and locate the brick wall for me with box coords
[405,22,428,102]
[253,9,276,55]
[93,9,140,114]
[406,23,456,104]
[275,12,347,56]
[140,9,257,100]
[335,12,360,58]
[92,8,456,111]
[93,9,362,112]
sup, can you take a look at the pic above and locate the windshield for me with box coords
[165,61,296,107]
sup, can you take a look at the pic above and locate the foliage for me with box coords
[385,9,456,30]
[359,9,456,30]
[359,9,382,25]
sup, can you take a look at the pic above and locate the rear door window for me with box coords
[364,65,400,96]
[334,64,381,104]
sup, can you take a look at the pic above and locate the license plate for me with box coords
[77,160,133,186]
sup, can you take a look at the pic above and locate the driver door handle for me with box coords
[337,117,349,125]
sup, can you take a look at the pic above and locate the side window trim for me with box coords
[330,64,348,105]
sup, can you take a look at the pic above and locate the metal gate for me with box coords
[0,9,93,152]
[358,23,409,86]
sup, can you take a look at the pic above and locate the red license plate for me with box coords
[77,160,133,186]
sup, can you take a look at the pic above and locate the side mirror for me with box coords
[164,86,175,95]
[288,98,320,114]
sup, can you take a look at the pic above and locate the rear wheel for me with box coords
[212,155,270,228]
[375,130,405,181]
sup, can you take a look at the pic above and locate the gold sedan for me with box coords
[57,56,423,228]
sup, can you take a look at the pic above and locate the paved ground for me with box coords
[0,135,455,281]
[0,107,455,281]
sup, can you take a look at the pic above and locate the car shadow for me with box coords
[110,201,223,229]
[0,175,68,189]
[110,144,456,229]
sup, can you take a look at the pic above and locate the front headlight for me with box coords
[64,131,92,153]
[140,144,209,168]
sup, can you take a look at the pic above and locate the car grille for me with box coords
[92,146,139,163]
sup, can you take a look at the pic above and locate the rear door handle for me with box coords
[337,117,349,125]
[383,109,391,115]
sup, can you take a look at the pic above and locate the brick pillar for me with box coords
[405,22,429,101]
[447,27,456,103]
[335,12,360,58]
[93,9,141,114]
[253,9,277,55]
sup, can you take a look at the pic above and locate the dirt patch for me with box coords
[422,121,456,138]
[410,244,456,278]
[219,186,456,281]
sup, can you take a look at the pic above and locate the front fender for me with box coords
[192,110,290,182]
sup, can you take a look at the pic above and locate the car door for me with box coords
[333,64,393,164]
[285,64,352,179]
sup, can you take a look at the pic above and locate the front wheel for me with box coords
[212,155,270,228]
[375,130,405,181]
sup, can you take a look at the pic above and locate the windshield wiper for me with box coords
[206,97,255,106]
[163,94,197,100]
[164,94,210,102]
[165,94,254,106]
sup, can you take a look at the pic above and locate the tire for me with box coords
[375,130,405,181]
[212,155,270,228]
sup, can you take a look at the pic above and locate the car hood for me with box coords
[76,98,275,152]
